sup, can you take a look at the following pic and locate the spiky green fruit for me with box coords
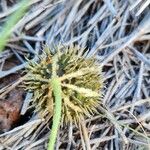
[24,46,103,125]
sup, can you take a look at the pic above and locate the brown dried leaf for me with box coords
[0,81,24,132]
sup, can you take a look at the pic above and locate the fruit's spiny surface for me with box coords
[24,47,103,124]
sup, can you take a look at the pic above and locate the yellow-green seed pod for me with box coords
[24,46,103,125]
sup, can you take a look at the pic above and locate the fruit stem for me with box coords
[48,56,62,150]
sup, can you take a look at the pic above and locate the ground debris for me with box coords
[0,74,24,132]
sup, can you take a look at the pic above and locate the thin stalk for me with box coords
[0,0,29,51]
[48,55,62,150]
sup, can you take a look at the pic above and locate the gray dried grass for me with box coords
[0,0,150,149]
